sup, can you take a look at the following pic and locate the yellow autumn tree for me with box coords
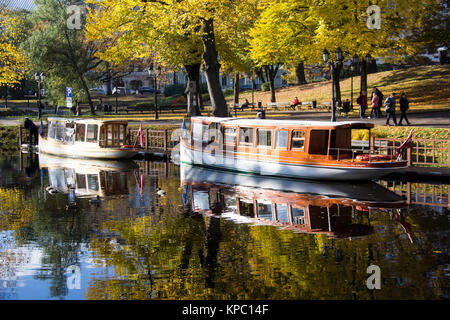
[0,6,27,86]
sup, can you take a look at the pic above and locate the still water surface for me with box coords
[0,153,448,300]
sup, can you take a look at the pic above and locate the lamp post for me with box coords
[148,64,161,120]
[351,54,358,109]
[323,47,343,122]
[34,73,45,119]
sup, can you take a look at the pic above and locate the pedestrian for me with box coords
[370,92,379,119]
[342,99,350,116]
[384,92,397,126]
[356,91,367,118]
[373,87,384,118]
[398,92,411,125]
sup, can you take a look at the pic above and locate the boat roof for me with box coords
[47,117,128,124]
[191,117,374,129]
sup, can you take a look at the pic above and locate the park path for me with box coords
[1,110,449,128]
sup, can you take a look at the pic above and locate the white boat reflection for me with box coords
[39,153,138,198]
[181,164,407,238]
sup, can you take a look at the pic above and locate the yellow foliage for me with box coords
[0,188,33,233]
[0,7,27,86]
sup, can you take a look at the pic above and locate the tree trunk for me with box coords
[360,59,368,106]
[184,64,202,117]
[265,65,279,103]
[201,18,228,117]
[79,74,95,115]
[333,62,343,107]
[105,63,112,96]
[255,67,266,84]
[233,72,240,104]
[295,62,307,85]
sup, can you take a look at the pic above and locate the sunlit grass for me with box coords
[234,65,450,112]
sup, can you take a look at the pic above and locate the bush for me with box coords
[170,95,187,105]
[201,93,210,102]
[261,82,270,92]
[223,88,234,97]
[133,102,154,108]
[163,83,186,97]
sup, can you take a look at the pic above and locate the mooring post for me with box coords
[164,129,168,152]
[18,125,22,147]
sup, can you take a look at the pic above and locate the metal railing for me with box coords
[371,137,449,167]
[380,180,449,208]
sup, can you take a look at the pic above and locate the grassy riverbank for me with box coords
[0,126,20,154]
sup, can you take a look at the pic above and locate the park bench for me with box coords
[266,102,292,110]
[232,102,255,111]
[319,102,332,111]
[300,101,317,109]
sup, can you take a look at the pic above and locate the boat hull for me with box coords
[180,142,406,181]
[39,137,139,160]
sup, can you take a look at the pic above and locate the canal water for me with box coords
[0,153,448,300]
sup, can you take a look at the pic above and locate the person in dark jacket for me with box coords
[384,93,397,126]
[398,93,411,125]
[24,117,39,145]
[356,91,367,118]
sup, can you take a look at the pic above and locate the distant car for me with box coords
[239,84,253,92]
[112,87,127,95]
[89,88,106,95]
[138,86,154,94]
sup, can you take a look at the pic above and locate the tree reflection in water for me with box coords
[0,156,447,300]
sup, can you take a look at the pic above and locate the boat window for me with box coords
[65,127,74,144]
[76,124,86,142]
[238,127,254,146]
[238,199,254,217]
[192,123,202,143]
[76,174,87,189]
[87,174,99,191]
[86,124,98,143]
[276,204,289,223]
[257,129,272,147]
[291,130,306,150]
[292,207,305,225]
[47,122,56,139]
[107,125,113,146]
[257,202,272,220]
[309,130,329,155]
[206,123,215,143]
[276,130,288,148]
[224,128,237,144]
[112,125,120,145]
[55,122,65,142]
[120,125,125,144]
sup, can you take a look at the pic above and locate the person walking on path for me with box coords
[398,93,411,125]
[356,91,367,118]
[373,87,384,118]
[370,92,380,119]
[385,92,397,126]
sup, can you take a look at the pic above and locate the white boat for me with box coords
[39,118,140,159]
[39,153,138,198]
[180,117,411,181]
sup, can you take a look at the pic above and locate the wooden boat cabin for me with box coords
[39,118,139,159]
[180,117,408,180]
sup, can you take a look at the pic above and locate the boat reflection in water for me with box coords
[181,164,408,239]
[38,153,139,200]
